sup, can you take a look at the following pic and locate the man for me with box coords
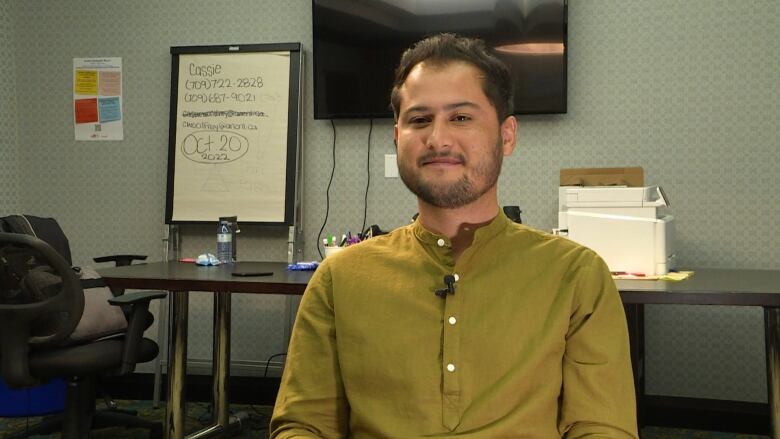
[271,33,638,438]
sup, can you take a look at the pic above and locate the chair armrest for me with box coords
[93,254,148,267]
[108,290,166,374]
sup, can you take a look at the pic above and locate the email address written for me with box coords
[182,121,258,131]
[182,110,267,118]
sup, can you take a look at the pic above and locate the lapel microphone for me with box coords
[435,274,456,299]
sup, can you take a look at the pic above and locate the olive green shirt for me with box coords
[271,212,638,438]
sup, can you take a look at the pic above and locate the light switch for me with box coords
[385,154,399,178]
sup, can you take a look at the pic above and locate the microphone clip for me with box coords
[435,274,456,299]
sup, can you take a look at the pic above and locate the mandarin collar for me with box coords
[411,210,512,247]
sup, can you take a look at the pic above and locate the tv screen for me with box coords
[312,0,568,119]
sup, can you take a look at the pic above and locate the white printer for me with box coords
[556,186,676,276]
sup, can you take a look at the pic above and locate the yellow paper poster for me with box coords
[74,69,98,95]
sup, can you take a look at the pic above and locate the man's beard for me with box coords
[398,140,503,209]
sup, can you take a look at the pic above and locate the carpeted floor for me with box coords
[0,400,770,438]
[1,400,270,439]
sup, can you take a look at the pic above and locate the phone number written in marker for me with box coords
[184,93,256,104]
[184,77,264,90]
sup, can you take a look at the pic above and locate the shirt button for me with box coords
[436,238,446,247]
[448,316,457,325]
[446,363,456,372]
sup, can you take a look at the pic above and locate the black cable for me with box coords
[240,352,287,424]
[360,119,373,236]
[263,352,288,378]
[316,120,337,259]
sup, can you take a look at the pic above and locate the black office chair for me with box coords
[0,232,165,439]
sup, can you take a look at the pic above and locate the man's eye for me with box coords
[408,117,430,125]
[452,115,471,122]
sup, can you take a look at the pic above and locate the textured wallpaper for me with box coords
[7,0,780,402]
[0,1,19,214]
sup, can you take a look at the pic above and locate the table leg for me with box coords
[153,293,168,408]
[185,292,246,439]
[166,291,189,439]
[765,307,780,439]
[213,291,231,426]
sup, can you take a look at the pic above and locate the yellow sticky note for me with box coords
[658,271,694,281]
[74,69,99,95]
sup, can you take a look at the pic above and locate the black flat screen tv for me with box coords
[312,0,568,119]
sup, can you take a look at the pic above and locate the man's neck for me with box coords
[417,196,500,261]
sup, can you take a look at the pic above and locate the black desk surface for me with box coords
[98,261,311,295]
[616,268,780,306]
[99,263,780,307]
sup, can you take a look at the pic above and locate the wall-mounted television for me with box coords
[312,0,568,119]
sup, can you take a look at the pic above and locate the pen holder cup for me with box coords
[323,246,345,259]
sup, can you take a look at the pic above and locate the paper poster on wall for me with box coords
[73,57,123,141]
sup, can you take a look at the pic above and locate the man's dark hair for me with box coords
[390,33,514,121]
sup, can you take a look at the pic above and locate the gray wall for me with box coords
[0,1,20,213]
[3,0,779,402]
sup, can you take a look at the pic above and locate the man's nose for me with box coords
[425,118,453,150]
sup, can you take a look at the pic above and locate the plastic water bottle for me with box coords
[216,222,233,264]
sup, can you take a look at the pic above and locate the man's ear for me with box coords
[500,116,517,156]
[393,124,399,148]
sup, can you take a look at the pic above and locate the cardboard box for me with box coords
[560,167,644,187]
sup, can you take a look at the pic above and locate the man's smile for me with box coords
[419,154,465,167]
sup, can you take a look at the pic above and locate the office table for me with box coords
[99,261,311,439]
[615,268,780,438]
[100,263,780,439]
